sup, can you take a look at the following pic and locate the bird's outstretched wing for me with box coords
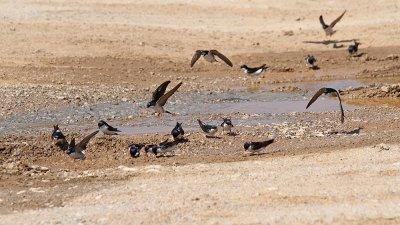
[210,50,233,67]
[152,80,171,102]
[77,130,99,150]
[329,10,346,28]
[190,50,202,67]
[306,88,327,109]
[156,82,182,107]
[319,15,328,29]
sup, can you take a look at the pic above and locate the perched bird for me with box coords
[244,138,275,154]
[128,144,144,158]
[190,50,233,67]
[98,120,121,135]
[147,80,171,108]
[145,140,179,156]
[149,82,182,115]
[67,130,99,160]
[319,10,347,36]
[305,55,318,70]
[220,118,233,135]
[306,87,345,123]
[240,64,268,76]
[198,119,218,137]
[171,122,184,140]
[348,41,360,56]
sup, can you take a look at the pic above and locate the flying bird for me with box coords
[190,50,233,67]
[198,119,218,137]
[51,124,67,148]
[147,80,171,108]
[319,10,347,36]
[144,139,179,157]
[306,87,345,123]
[67,130,99,160]
[240,64,268,76]
[220,118,233,135]
[244,138,275,154]
[98,120,121,135]
[348,41,360,56]
[171,122,184,140]
[305,55,318,70]
[128,144,144,158]
[148,82,182,115]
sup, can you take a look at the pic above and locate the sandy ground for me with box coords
[2,145,400,225]
[1,0,400,224]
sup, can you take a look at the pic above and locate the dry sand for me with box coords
[1,0,400,224]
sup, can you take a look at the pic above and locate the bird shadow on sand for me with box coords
[303,39,357,46]
[155,154,175,158]
[348,52,366,58]
[242,152,269,157]
[205,136,222,139]
[328,127,363,136]
[224,132,238,137]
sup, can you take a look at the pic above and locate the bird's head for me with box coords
[53,124,59,130]
[98,120,106,128]
[146,101,155,108]
[240,65,247,69]
[243,142,251,150]
[222,118,233,126]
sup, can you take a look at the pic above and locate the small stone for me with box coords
[381,86,390,93]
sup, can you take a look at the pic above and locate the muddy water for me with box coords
[0,79,363,135]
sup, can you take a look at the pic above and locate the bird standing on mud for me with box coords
[220,118,233,135]
[128,144,144,158]
[240,64,268,76]
[305,55,318,70]
[145,139,179,157]
[190,50,233,67]
[52,124,67,148]
[348,41,360,56]
[306,87,345,123]
[171,122,185,140]
[319,10,347,36]
[98,120,121,135]
[198,119,218,137]
[244,138,275,154]
[67,130,99,160]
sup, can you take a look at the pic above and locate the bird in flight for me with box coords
[98,120,121,135]
[190,50,233,67]
[147,80,171,108]
[240,64,268,76]
[147,81,182,115]
[319,10,346,36]
[306,87,345,123]
[244,138,275,154]
[67,130,99,160]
